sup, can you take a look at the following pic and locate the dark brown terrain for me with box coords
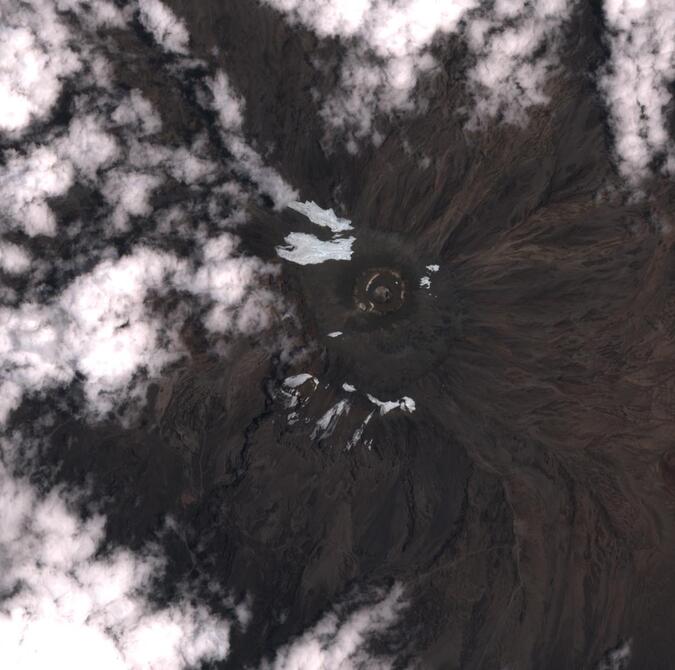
[19,1,675,668]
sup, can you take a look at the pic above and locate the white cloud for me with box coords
[264,0,577,142]
[282,0,474,141]
[0,115,118,237]
[189,233,278,334]
[56,114,120,179]
[595,639,631,670]
[266,0,471,53]
[0,434,407,670]
[102,170,164,230]
[0,248,186,422]
[0,1,293,425]
[0,146,74,236]
[262,0,472,140]
[0,439,232,670]
[261,584,405,670]
[600,0,675,183]
[465,0,575,127]
[57,0,128,28]
[0,1,81,135]
[0,236,279,424]
[207,70,298,208]
[112,90,163,136]
[227,136,299,208]
[126,139,218,185]
[137,0,190,55]
[208,70,244,130]
[0,242,31,275]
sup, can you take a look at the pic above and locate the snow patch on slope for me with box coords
[277,201,355,265]
[277,233,355,265]
[367,393,416,415]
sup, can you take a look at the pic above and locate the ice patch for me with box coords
[312,399,350,440]
[288,200,353,233]
[342,382,356,392]
[281,373,318,410]
[284,373,318,389]
[347,410,374,450]
[328,331,343,338]
[276,233,354,265]
[367,394,416,415]
[277,201,355,265]
[420,265,438,289]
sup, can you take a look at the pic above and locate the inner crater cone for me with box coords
[354,268,406,315]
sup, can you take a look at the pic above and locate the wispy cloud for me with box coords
[465,0,575,127]
[137,0,190,55]
[263,0,577,145]
[206,70,298,207]
[0,1,296,425]
[595,639,631,670]
[261,584,406,670]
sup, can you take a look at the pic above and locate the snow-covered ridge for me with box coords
[280,373,415,448]
[366,393,416,415]
[312,399,351,440]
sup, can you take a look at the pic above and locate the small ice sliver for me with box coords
[347,410,374,450]
[312,399,350,440]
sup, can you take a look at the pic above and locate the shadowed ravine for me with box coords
[12,1,675,669]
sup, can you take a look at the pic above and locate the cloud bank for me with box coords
[0,0,294,426]
[0,0,80,135]
[0,429,406,670]
[0,438,232,670]
[0,237,277,424]
[263,0,577,144]
[464,0,575,126]
[600,0,675,183]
